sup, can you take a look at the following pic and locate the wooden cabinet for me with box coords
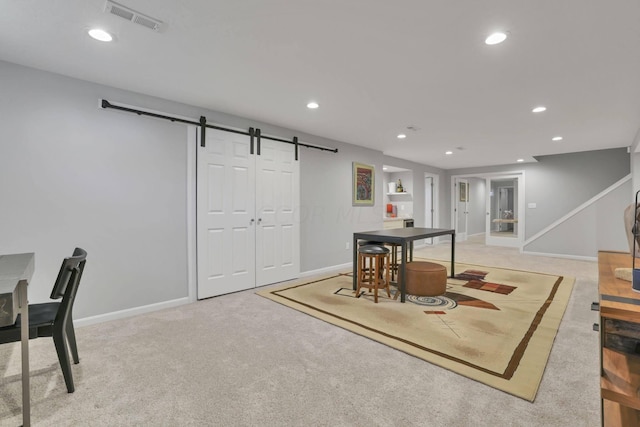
[383,219,404,230]
[598,251,640,426]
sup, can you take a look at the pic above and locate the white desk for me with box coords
[0,253,35,427]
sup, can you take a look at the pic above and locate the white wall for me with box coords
[446,149,631,239]
[0,60,449,319]
[523,179,631,258]
[298,142,384,272]
[0,61,189,319]
[4,58,628,321]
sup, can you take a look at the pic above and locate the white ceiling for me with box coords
[2,0,639,169]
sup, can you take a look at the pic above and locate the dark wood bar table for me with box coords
[0,253,35,427]
[352,228,455,302]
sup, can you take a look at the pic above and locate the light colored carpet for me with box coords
[0,237,600,426]
[257,260,574,402]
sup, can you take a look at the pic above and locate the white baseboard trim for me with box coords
[75,297,191,328]
[300,262,352,278]
[75,262,352,328]
[520,250,597,262]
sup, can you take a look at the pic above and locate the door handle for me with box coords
[258,218,262,224]
[250,218,255,224]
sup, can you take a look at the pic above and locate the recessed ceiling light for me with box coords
[485,32,507,45]
[532,106,546,113]
[397,134,407,139]
[306,102,319,109]
[88,28,113,42]
[383,167,388,171]
[445,151,453,155]
[516,159,524,162]
[552,136,563,141]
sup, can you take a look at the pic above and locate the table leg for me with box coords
[450,232,456,278]
[19,280,30,427]
[352,236,358,290]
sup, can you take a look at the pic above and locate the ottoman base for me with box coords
[399,261,447,297]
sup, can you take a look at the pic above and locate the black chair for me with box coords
[0,247,87,393]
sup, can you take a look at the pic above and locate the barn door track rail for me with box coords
[101,99,338,158]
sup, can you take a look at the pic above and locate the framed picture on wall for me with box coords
[352,162,375,206]
[459,181,468,202]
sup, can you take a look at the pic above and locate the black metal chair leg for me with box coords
[65,319,79,364]
[53,329,75,393]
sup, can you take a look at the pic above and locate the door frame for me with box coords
[187,126,198,302]
[450,170,526,248]
[424,172,439,244]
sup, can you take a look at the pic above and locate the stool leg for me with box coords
[391,245,397,281]
[368,255,375,294]
[356,253,363,296]
[373,254,380,303]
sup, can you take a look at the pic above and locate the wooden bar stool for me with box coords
[357,240,385,276]
[356,245,391,303]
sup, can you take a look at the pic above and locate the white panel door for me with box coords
[197,129,255,299]
[425,175,434,244]
[455,178,469,242]
[255,139,300,286]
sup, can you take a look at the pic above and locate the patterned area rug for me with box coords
[257,259,574,401]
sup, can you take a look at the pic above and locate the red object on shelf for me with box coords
[387,204,393,213]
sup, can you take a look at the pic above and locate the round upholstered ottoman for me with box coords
[402,261,447,296]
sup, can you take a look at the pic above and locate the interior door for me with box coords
[485,175,522,248]
[455,178,468,241]
[197,129,255,299]
[255,139,300,286]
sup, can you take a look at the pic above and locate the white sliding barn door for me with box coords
[197,129,255,299]
[256,140,300,286]
[197,129,300,299]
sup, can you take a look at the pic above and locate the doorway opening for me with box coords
[451,172,525,248]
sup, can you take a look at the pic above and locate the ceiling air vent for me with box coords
[104,0,165,32]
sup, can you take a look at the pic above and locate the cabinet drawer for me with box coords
[603,399,640,427]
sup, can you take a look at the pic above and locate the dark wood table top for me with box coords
[354,227,454,243]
